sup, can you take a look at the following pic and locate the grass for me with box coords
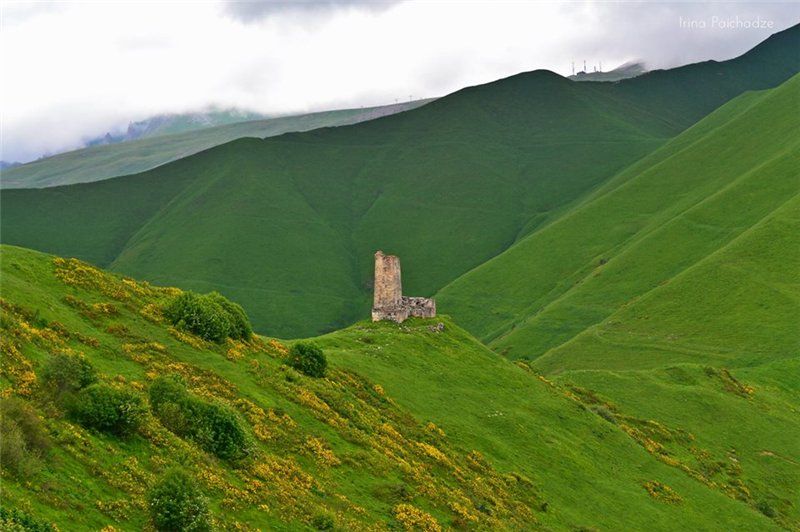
[3,24,797,339]
[0,244,789,530]
[0,245,545,530]
[1,99,433,189]
[438,72,800,364]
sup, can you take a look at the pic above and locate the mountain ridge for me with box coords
[1,24,798,338]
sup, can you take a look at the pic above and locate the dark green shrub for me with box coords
[0,507,55,532]
[40,352,96,399]
[69,384,145,436]
[287,342,327,378]
[591,405,617,424]
[757,500,777,518]
[148,469,212,532]
[310,512,335,530]
[164,291,253,343]
[207,292,252,340]
[150,374,191,435]
[164,292,231,342]
[189,400,249,460]
[149,375,250,460]
[149,374,190,411]
[0,397,51,477]
[373,482,413,504]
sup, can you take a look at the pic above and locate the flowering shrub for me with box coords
[393,503,441,531]
[0,336,37,397]
[643,481,682,504]
[305,437,341,467]
[148,469,212,532]
[149,375,251,460]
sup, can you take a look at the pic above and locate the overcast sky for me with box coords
[1,1,798,163]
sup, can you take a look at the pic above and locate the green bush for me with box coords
[149,374,190,411]
[0,507,55,532]
[756,500,777,518]
[69,384,145,436]
[207,292,252,340]
[164,291,253,343]
[310,512,335,530]
[150,374,191,434]
[190,400,250,460]
[148,469,212,532]
[149,375,250,460]
[40,352,97,399]
[164,292,230,342]
[0,397,51,477]
[288,342,327,378]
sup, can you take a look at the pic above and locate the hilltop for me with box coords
[3,24,797,339]
[1,244,792,530]
[569,60,647,82]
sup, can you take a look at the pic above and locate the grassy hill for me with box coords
[1,100,433,189]
[1,244,792,530]
[429,72,800,530]
[84,108,270,146]
[0,72,669,338]
[437,72,800,362]
[1,25,798,340]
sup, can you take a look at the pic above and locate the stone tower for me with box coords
[371,250,436,323]
[373,251,402,310]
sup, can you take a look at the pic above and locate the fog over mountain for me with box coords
[2,1,798,162]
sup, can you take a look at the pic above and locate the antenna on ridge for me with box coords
[583,60,586,72]
[599,61,602,72]
[571,61,575,75]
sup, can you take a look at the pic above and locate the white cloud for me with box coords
[1,1,797,162]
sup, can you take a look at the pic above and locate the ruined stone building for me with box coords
[371,251,436,323]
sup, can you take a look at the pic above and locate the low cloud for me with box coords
[2,1,798,163]
[221,0,403,23]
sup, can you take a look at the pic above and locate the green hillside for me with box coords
[1,100,433,189]
[0,72,669,338]
[437,73,800,361]
[1,244,792,530]
[3,25,798,340]
[429,71,800,530]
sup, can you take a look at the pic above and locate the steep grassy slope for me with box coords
[2,25,798,339]
[0,73,668,338]
[0,245,788,530]
[531,191,800,526]
[1,100,433,189]
[431,75,800,529]
[0,245,544,530]
[316,319,799,529]
[438,73,800,361]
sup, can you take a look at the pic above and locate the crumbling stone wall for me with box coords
[371,251,436,323]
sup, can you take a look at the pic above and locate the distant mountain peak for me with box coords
[569,60,648,82]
